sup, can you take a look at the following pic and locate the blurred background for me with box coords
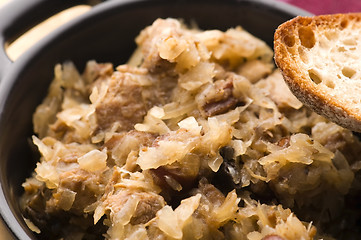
[279,0,361,15]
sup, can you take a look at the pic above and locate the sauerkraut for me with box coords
[21,18,361,240]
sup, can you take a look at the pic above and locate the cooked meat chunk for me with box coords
[102,190,166,225]
[199,77,244,117]
[57,169,106,212]
[95,69,154,131]
[130,192,165,224]
[262,234,285,240]
[136,18,181,75]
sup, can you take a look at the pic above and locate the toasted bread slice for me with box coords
[274,13,361,132]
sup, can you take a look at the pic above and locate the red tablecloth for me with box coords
[279,0,361,15]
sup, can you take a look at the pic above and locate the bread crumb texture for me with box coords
[274,14,361,131]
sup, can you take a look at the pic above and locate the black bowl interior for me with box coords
[0,0,308,239]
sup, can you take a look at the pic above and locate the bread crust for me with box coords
[274,13,361,132]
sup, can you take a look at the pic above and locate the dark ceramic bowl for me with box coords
[0,0,310,239]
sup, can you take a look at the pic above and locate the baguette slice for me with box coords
[274,13,361,132]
